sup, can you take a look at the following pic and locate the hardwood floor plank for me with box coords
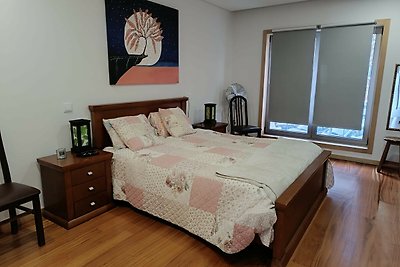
[1,159,399,267]
[380,174,400,204]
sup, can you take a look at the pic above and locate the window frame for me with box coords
[258,19,390,154]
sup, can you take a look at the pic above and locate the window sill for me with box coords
[262,134,371,154]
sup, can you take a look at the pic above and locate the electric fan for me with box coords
[225,83,247,102]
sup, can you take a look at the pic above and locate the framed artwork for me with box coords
[105,0,179,85]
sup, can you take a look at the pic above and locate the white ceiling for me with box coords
[202,0,310,11]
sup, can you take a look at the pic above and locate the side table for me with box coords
[193,122,228,133]
[37,151,114,229]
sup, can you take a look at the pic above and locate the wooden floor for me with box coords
[1,160,399,267]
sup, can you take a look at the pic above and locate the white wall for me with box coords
[230,0,400,161]
[0,0,232,205]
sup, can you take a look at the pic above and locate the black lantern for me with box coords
[69,119,92,154]
[204,103,216,125]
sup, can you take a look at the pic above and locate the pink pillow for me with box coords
[108,114,162,151]
[148,112,170,137]
[103,119,126,149]
[158,107,196,137]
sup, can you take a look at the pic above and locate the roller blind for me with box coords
[313,24,374,130]
[268,29,316,125]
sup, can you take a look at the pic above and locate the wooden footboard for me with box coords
[272,150,331,266]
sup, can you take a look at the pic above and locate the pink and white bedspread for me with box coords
[110,129,332,254]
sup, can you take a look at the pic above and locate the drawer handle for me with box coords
[87,171,93,176]
[90,201,96,207]
[88,186,95,191]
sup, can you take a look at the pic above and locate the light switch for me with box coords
[63,103,73,113]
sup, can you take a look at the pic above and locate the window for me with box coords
[262,21,388,150]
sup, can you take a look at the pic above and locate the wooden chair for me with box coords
[229,95,262,137]
[377,136,400,174]
[0,131,45,246]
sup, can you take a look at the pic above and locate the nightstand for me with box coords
[193,122,228,133]
[37,151,114,229]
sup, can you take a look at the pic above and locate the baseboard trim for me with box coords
[330,154,379,166]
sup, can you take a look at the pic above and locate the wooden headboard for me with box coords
[89,97,189,149]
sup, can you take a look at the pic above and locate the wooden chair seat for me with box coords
[231,125,262,137]
[384,136,400,143]
[0,183,41,209]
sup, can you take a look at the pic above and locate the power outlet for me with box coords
[63,103,73,113]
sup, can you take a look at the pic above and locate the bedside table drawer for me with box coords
[74,192,109,218]
[72,177,106,202]
[71,162,105,185]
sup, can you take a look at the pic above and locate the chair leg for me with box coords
[377,141,390,173]
[257,129,261,138]
[32,196,45,246]
[8,208,18,234]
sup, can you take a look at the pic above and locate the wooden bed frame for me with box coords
[89,97,331,267]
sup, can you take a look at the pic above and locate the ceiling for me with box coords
[202,0,311,11]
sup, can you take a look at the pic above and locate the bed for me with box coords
[89,97,332,266]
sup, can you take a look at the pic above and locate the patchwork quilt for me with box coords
[110,129,332,253]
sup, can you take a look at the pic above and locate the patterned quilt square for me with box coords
[189,176,223,214]
[206,147,239,157]
[151,154,185,168]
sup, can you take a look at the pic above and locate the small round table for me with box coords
[377,136,400,173]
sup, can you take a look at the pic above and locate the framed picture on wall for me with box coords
[105,0,179,85]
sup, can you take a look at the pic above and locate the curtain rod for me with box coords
[272,21,376,33]
[321,22,376,29]
[272,26,316,33]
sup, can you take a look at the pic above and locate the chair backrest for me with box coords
[229,95,249,128]
[0,131,12,183]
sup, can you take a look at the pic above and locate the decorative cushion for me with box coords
[148,112,170,137]
[103,119,126,149]
[108,114,163,151]
[158,107,196,137]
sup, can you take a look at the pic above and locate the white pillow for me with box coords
[158,107,196,137]
[103,119,126,149]
[108,114,162,151]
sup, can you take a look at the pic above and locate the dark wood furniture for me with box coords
[37,151,113,229]
[229,95,262,137]
[192,122,228,133]
[88,97,331,267]
[0,131,45,246]
[377,136,400,173]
